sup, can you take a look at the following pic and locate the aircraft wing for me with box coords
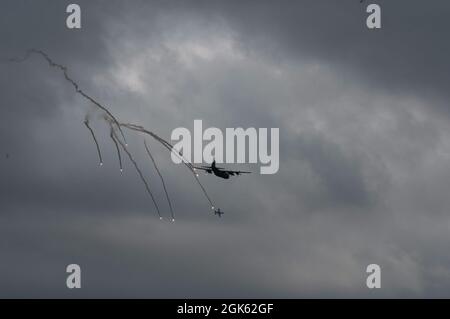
[192,166,213,173]
[193,165,251,176]
[222,170,251,176]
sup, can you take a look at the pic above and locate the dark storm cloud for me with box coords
[205,0,450,104]
[1,0,450,298]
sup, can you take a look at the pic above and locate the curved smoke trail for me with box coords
[83,119,103,166]
[121,123,194,170]
[110,128,123,172]
[111,129,162,219]
[144,140,175,221]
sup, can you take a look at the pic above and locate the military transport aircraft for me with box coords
[193,160,251,179]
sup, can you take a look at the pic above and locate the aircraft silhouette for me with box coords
[214,208,224,218]
[193,160,251,179]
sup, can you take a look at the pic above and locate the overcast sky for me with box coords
[1,0,450,298]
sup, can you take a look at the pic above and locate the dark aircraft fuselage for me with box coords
[211,161,230,179]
